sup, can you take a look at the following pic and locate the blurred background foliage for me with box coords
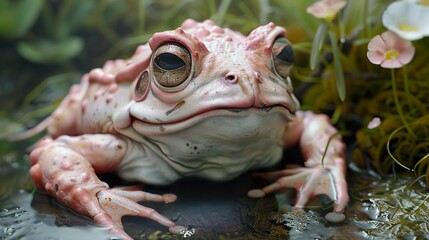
[1,0,429,192]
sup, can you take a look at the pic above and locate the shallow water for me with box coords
[1,141,429,240]
[0,190,113,240]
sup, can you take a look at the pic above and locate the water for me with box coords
[350,174,429,240]
[1,139,429,239]
[0,190,113,240]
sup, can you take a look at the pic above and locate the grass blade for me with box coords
[328,31,346,101]
[310,22,327,70]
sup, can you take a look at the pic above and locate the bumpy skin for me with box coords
[28,19,348,239]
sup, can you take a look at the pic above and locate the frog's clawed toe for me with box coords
[96,188,177,238]
[248,166,348,214]
[97,188,177,227]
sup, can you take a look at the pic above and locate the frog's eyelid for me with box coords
[274,43,294,64]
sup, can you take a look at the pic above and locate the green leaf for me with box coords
[214,0,232,25]
[310,22,327,70]
[0,0,43,38]
[328,31,346,101]
[17,37,83,64]
[0,11,14,38]
[15,0,44,36]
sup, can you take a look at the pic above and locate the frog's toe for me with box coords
[331,175,349,213]
[92,211,133,240]
[293,167,336,207]
[248,167,308,198]
[82,187,179,239]
[97,188,177,229]
[248,167,348,215]
[107,188,177,203]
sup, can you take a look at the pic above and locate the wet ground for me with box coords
[0,174,354,240]
[1,143,429,240]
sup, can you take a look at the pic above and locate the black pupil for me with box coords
[155,53,185,70]
[276,45,294,64]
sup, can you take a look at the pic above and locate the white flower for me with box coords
[382,1,429,40]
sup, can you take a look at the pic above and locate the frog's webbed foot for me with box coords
[248,165,348,215]
[96,187,181,239]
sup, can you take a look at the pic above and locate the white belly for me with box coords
[117,107,293,185]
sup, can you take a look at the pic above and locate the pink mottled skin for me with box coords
[27,19,348,239]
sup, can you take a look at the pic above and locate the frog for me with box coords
[25,19,348,239]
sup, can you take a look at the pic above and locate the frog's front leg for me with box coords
[29,134,179,239]
[248,111,348,216]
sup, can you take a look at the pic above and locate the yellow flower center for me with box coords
[398,23,418,32]
[325,13,336,21]
[323,9,338,21]
[385,50,399,60]
[418,0,429,6]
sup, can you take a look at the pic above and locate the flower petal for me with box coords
[307,3,327,18]
[380,31,401,50]
[326,0,347,11]
[368,35,387,52]
[306,0,346,19]
[398,45,415,65]
[381,59,403,69]
[394,30,424,41]
[382,1,429,40]
[368,117,381,129]
[367,51,384,65]
[415,7,429,35]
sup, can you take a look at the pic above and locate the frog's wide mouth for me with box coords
[129,105,294,136]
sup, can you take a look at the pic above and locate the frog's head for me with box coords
[115,19,299,138]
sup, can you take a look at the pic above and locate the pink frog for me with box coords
[25,19,348,239]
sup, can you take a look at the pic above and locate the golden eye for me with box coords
[272,38,294,79]
[134,70,150,101]
[152,43,192,91]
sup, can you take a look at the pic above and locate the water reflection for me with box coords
[0,190,114,240]
[350,173,429,239]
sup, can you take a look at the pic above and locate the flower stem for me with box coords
[337,11,345,43]
[402,65,414,115]
[391,69,416,138]
[363,0,370,38]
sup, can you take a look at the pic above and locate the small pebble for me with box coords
[325,212,346,223]
[247,189,265,198]
[182,227,196,238]
[169,225,196,238]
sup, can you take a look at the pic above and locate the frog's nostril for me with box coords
[225,73,238,83]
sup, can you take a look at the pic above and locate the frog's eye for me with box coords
[134,70,150,101]
[152,43,192,92]
[271,38,294,79]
